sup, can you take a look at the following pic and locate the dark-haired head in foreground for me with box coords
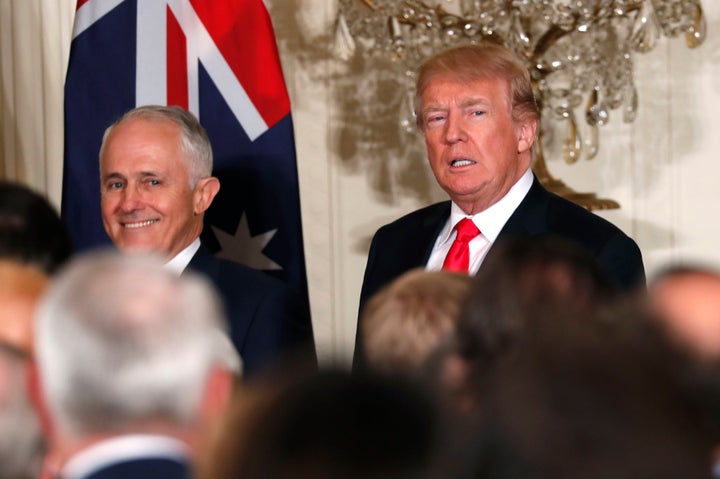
[200,369,449,479]
[0,181,72,273]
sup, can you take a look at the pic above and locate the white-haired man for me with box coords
[32,251,238,479]
[99,105,315,377]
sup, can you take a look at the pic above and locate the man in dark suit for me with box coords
[32,252,237,479]
[99,105,314,377]
[355,43,644,366]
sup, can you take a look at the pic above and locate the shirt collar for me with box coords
[61,434,188,479]
[164,238,201,276]
[438,168,534,245]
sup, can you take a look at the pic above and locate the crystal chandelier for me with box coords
[335,0,706,209]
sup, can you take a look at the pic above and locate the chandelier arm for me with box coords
[532,25,573,62]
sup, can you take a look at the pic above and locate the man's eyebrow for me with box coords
[422,104,447,113]
[102,171,160,181]
[423,97,491,113]
[458,97,491,108]
[101,172,125,181]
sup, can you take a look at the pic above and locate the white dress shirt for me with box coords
[426,168,533,275]
[163,237,201,276]
[60,434,189,479]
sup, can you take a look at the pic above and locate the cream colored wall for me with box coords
[1,0,719,365]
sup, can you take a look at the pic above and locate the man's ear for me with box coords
[193,177,221,215]
[517,117,538,154]
[197,365,235,425]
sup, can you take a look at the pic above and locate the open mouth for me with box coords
[451,159,476,167]
[122,219,158,229]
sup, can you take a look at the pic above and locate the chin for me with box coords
[120,243,159,255]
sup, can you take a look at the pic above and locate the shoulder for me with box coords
[517,183,645,289]
[516,180,634,246]
[544,192,633,246]
[373,201,450,238]
[82,457,190,479]
[187,250,289,297]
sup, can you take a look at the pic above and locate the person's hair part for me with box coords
[35,250,230,439]
[99,105,213,187]
[414,42,539,130]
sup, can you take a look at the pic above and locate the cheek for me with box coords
[100,196,117,216]
[424,136,444,161]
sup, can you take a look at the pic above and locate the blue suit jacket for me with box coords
[354,176,645,366]
[71,456,189,479]
[187,245,315,377]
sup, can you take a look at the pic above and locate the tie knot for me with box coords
[454,218,479,242]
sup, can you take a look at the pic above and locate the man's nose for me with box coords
[119,187,143,212]
[444,112,468,143]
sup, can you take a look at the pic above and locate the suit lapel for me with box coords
[185,244,219,277]
[417,202,452,266]
[497,176,549,240]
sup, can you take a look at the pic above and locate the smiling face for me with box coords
[420,75,536,214]
[100,117,218,260]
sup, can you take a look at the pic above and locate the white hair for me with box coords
[35,250,234,439]
[99,105,214,187]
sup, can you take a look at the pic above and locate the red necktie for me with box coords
[442,218,480,273]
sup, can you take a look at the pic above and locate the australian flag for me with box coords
[62,0,310,311]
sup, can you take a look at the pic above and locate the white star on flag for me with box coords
[211,213,282,270]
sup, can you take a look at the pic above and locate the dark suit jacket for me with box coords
[354,176,645,366]
[187,245,315,377]
[70,456,189,479]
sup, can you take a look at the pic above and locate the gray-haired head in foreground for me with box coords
[99,105,214,187]
[34,249,237,440]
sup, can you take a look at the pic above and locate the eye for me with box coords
[146,179,161,186]
[107,181,124,190]
[425,113,446,126]
[471,109,485,117]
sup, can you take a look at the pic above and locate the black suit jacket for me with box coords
[70,456,189,479]
[355,176,645,365]
[187,245,315,377]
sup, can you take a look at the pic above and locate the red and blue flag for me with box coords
[62,0,310,308]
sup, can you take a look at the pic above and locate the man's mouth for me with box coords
[451,159,476,167]
[122,219,158,229]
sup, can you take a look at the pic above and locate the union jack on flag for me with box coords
[62,0,310,311]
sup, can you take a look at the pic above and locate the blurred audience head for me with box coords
[361,268,472,375]
[33,250,237,460]
[436,236,621,413]
[0,260,49,479]
[200,369,447,479]
[455,235,618,365]
[464,303,716,479]
[0,180,72,274]
[648,265,720,360]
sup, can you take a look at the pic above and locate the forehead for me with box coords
[102,118,185,172]
[421,75,511,108]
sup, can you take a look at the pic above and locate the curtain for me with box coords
[0,0,75,209]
